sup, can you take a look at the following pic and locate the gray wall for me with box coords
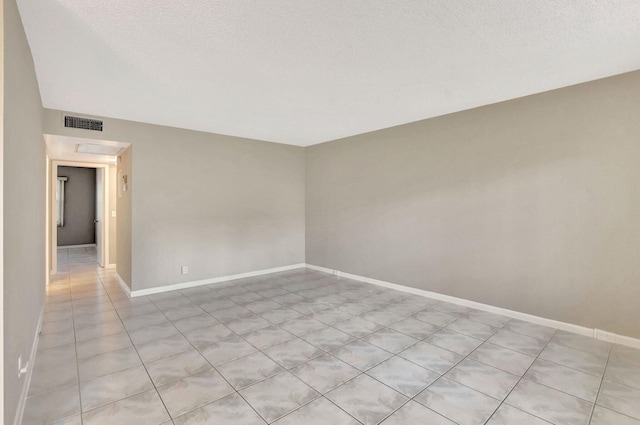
[3,0,46,422]
[306,70,640,339]
[57,166,96,246]
[44,111,306,292]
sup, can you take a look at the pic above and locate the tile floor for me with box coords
[23,246,640,424]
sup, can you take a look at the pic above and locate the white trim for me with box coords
[130,263,307,297]
[305,264,640,350]
[1,3,5,420]
[13,303,45,425]
[51,160,110,274]
[106,263,117,269]
[594,329,640,350]
[57,243,96,249]
[115,272,131,297]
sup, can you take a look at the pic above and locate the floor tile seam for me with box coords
[29,266,77,404]
[327,342,395,373]
[43,294,73,311]
[257,392,325,424]
[462,314,510,329]
[593,407,640,424]
[424,313,511,353]
[144,293,270,422]
[436,313,553,375]
[487,324,556,343]
[363,362,443,397]
[448,361,575,407]
[600,362,640,391]
[78,365,156,414]
[305,371,397,415]
[440,318,525,376]
[72,333,134,362]
[67,266,85,425]
[587,344,613,424]
[257,340,328,371]
[74,326,128,346]
[310,396,366,425]
[234,304,372,364]
[410,377,505,425]
[459,350,537,379]
[591,360,640,422]
[397,338,469,386]
[532,354,608,379]
[167,314,226,335]
[549,340,613,360]
[482,328,561,425]
[192,294,336,423]
[101,279,173,422]
[376,396,451,425]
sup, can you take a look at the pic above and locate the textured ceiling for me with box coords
[18,1,640,146]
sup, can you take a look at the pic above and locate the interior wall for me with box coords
[306,70,640,339]
[3,0,46,422]
[0,0,5,421]
[57,166,96,246]
[108,163,116,265]
[116,147,132,287]
[44,112,306,291]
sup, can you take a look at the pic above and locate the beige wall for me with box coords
[3,0,46,422]
[0,0,5,421]
[44,110,306,291]
[306,70,640,339]
[116,147,132,287]
[108,164,116,265]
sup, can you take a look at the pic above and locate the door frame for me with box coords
[49,160,110,276]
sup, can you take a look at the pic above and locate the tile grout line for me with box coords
[67,251,86,425]
[34,264,637,425]
[395,309,513,424]
[587,344,612,425]
[105,290,176,422]
[140,278,403,423]
[483,329,560,425]
[145,293,273,424]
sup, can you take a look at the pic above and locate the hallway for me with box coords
[56,246,99,274]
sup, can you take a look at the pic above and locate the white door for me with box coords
[95,168,104,267]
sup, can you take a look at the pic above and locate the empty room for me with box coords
[2,1,640,425]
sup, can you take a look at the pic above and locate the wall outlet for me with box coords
[181,266,189,275]
[18,355,28,378]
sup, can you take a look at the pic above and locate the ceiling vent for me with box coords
[64,115,103,132]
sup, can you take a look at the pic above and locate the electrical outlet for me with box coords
[181,266,189,275]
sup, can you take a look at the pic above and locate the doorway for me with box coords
[49,161,113,275]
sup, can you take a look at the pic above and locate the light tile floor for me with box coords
[23,246,640,424]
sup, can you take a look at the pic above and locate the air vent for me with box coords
[64,115,103,132]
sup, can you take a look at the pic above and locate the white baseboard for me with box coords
[57,243,96,249]
[115,272,131,297]
[594,329,640,349]
[305,264,640,350]
[130,263,307,297]
[13,303,45,425]
[105,263,116,269]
